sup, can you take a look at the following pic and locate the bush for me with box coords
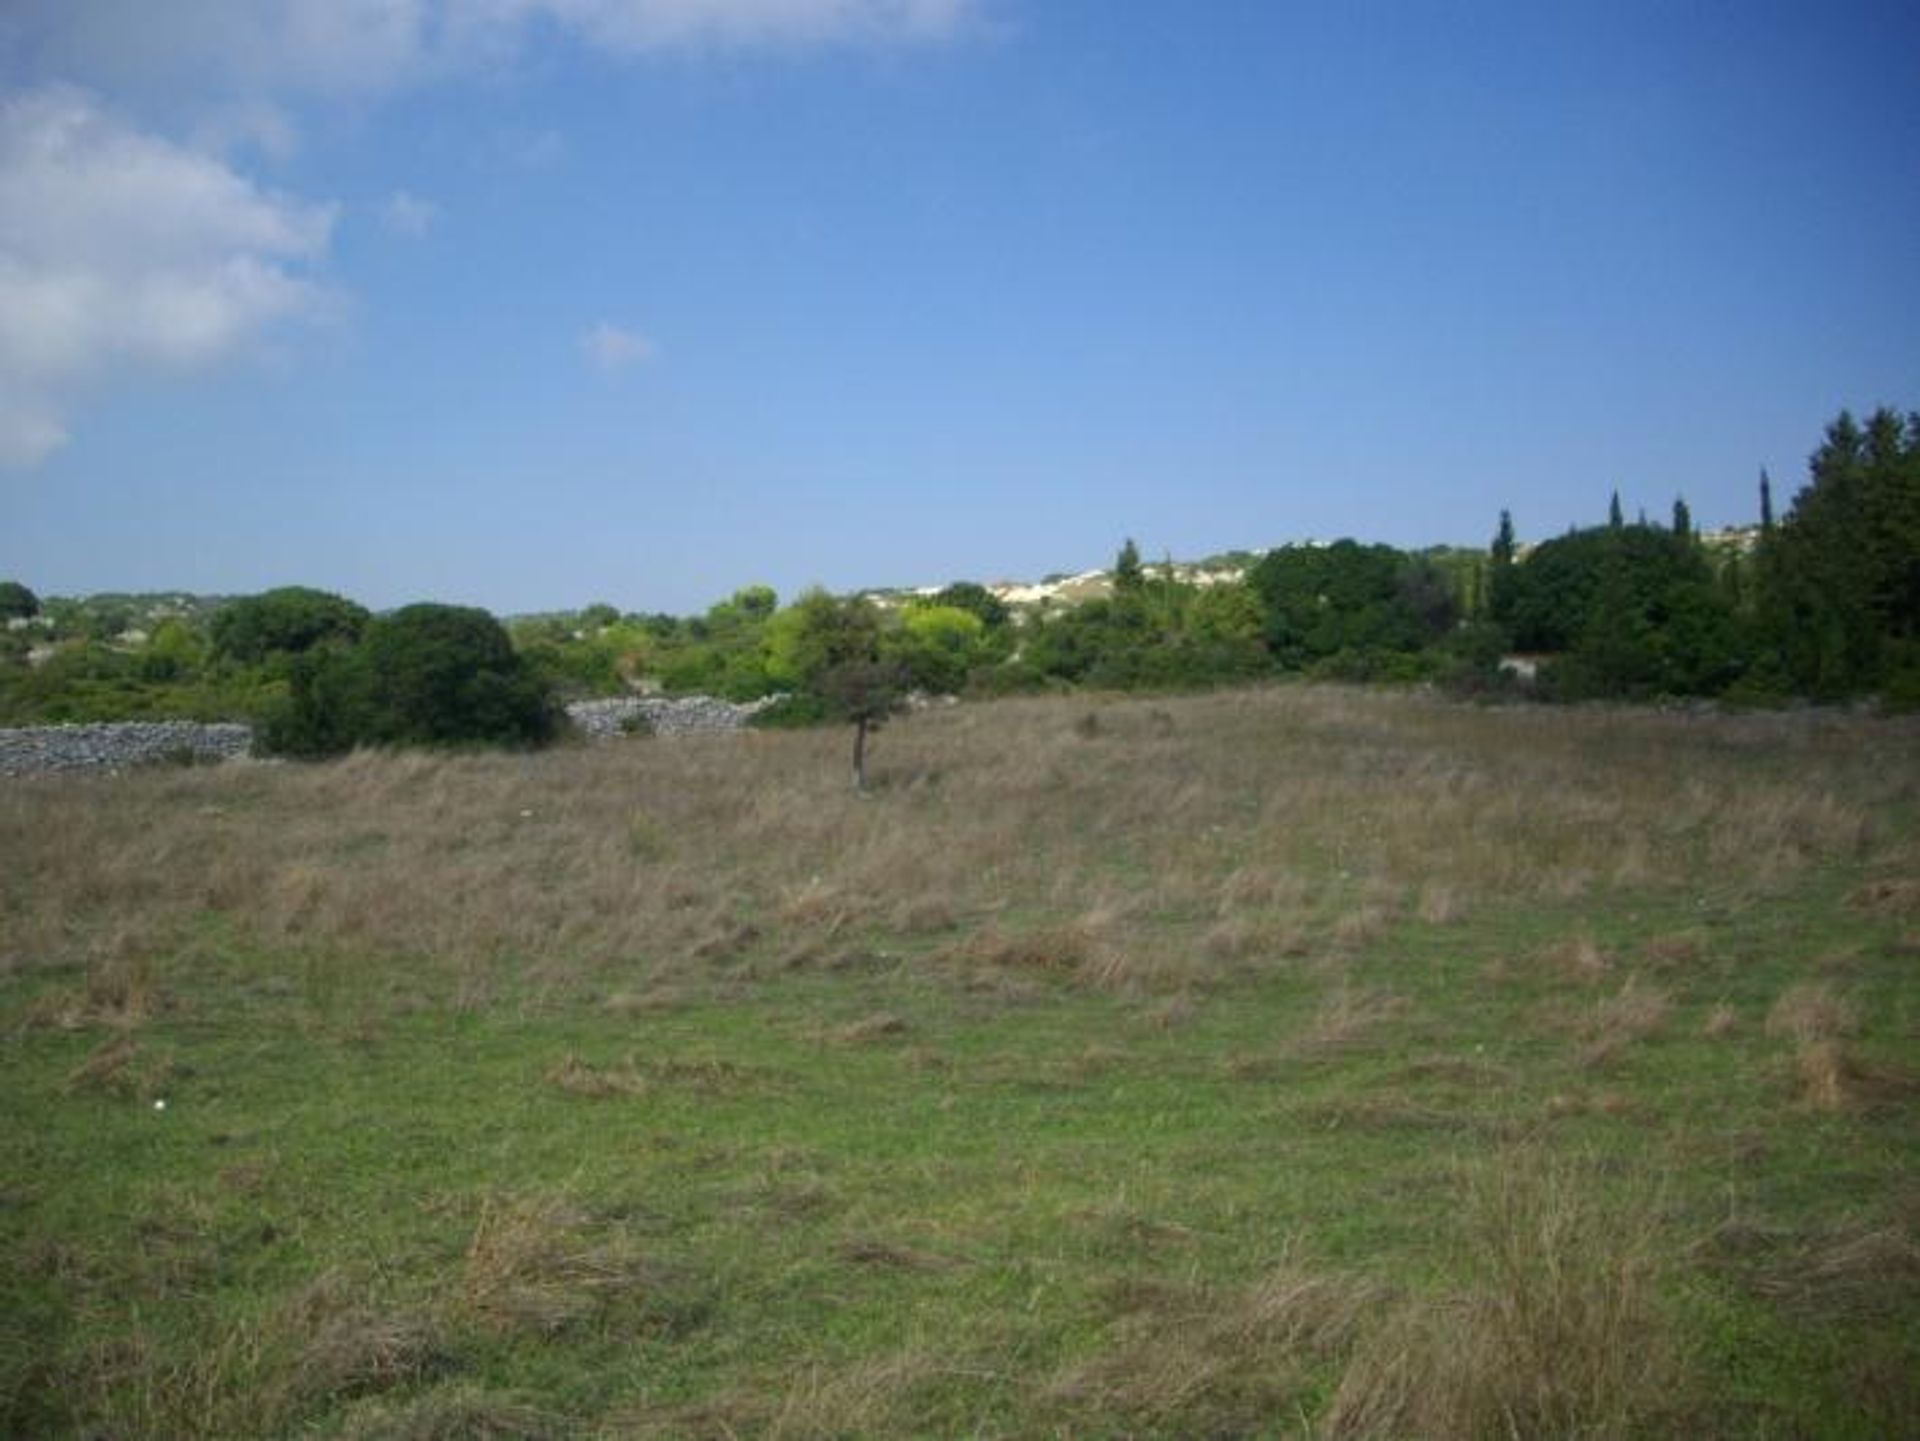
[259,604,557,757]
[211,587,369,666]
[0,580,38,619]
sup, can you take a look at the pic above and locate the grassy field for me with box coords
[3,685,1917,1438]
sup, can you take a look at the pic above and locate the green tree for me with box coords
[136,618,208,684]
[931,581,1010,631]
[765,591,905,789]
[1488,511,1518,626]
[822,658,909,793]
[890,603,988,695]
[1247,540,1455,674]
[0,581,38,619]
[262,604,556,756]
[211,587,369,666]
[1507,521,1741,698]
[1112,538,1145,595]
[1756,407,1920,698]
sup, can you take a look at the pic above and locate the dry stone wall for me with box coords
[0,722,253,777]
[0,696,780,776]
[564,695,782,737]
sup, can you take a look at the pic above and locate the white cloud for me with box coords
[382,189,439,237]
[0,87,334,467]
[580,321,656,371]
[1,0,980,99]
[500,0,975,52]
[0,1,438,98]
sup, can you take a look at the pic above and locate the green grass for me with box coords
[3,687,1917,1436]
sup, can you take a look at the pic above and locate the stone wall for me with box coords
[0,721,254,777]
[564,695,782,738]
[0,696,782,776]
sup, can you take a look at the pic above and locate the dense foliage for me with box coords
[261,604,558,757]
[209,586,369,666]
[3,407,1914,738]
[0,581,38,619]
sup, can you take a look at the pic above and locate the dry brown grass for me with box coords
[1290,981,1407,1057]
[543,1052,647,1097]
[457,1192,655,1336]
[833,1236,957,1271]
[334,1383,562,1440]
[1765,983,1870,1109]
[1750,1220,1920,1322]
[1322,1149,1677,1440]
[1545,932,1613,984]
[1576,976,1672,1067]
[278,1273,448,1408]
[1765,981,1860,1043]
[1,689,1911,1012]
[763,1351,955,1440]
[1045,1251,1389,1432]
[826,1011,911,1044]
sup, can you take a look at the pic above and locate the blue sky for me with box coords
[4,1,1917,615]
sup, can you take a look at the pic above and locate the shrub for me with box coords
[259,604,557,757]
[211,587,370,666]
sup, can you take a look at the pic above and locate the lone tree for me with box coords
[821,656,909,793]
[768,590,906,791]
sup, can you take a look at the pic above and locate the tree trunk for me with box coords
[851,716,869,793]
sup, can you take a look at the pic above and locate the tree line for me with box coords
[1,405,1914,755]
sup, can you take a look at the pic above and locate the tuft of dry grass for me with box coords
[1765,981,1859,1043]
[1546,933,1612,984]
[279,1274,448,1407]
[1322,1149,1677,1440]
[1575,975,1672,1067]
[27,954,165,1032]
[1046,1252,1388,1431]
[1765,984,1869,1109]
[1329,902,1393,951]
[827,1011,911,1044]
[62,1032,172,1098]
[1846,875,1920,916]
[1750,1221,1920,1322]
[1415,880,1464,924]
[1290,981,1407,1058]
[764,1351,951,1440]
[457,1193,655,1336]
[544,1053,646,1098]
[833,1236,957,1271]
[1642,929,1708,968]
[334,1383,563,1440]
[1701,1002,1738,1037]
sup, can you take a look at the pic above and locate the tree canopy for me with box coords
[210,587,369,666]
